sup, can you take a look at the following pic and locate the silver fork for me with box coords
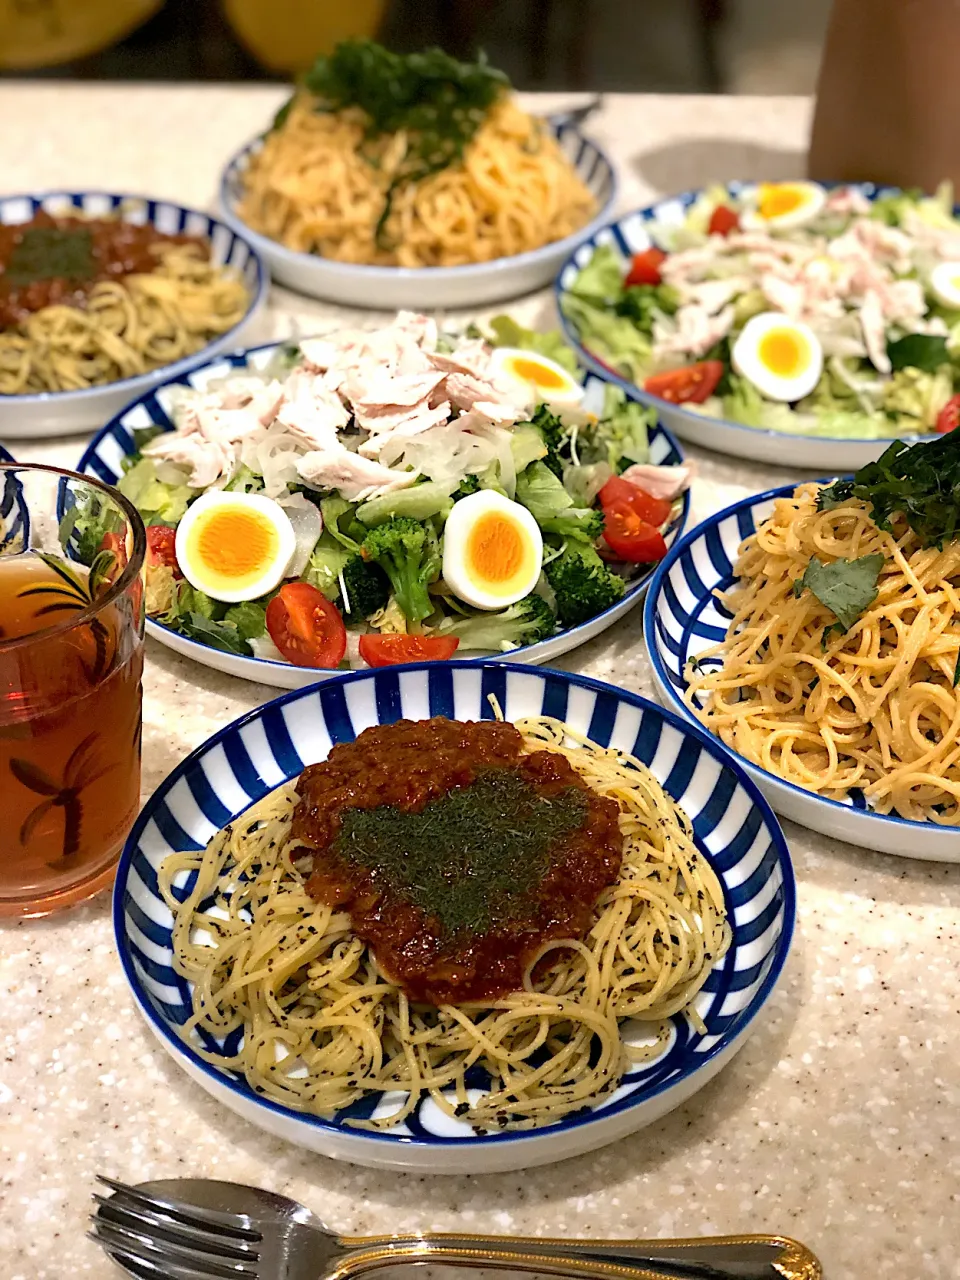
[89,1175,822,1280]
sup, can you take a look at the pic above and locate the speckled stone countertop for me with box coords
[2,84,959,1280]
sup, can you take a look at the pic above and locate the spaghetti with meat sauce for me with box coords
[160,713,731,1131]
[291,718,623,1004]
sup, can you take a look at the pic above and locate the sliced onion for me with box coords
[278,492,323,578]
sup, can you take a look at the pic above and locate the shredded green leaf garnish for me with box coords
[818,429,960,548]
[300,39,509,245]
[333,768,588,938]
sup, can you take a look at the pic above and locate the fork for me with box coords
[89,1175,822,1280]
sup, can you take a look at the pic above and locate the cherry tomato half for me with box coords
[598,476,673,528]
[146,525,181,576]
[708,204,740,236]
[358,634,460,667]
[936,393,960,433]
[266,582,346,668]
[602,509,668,564]
[644,360,724,405]
[625,247,667,287]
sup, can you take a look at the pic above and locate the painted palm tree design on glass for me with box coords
[12,733,119,862]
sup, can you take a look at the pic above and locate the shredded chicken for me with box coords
[621,462,696,502]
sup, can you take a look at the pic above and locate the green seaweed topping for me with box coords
[333,768,588,937]
[301,40,509,244]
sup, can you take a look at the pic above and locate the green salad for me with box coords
[563,181,960,439]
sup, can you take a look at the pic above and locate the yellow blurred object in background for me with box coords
[0,0,161,69]
[223,0,387,73]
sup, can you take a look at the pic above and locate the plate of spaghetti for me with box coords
[116,662,793,1172]
[645,430,960,859]
[218,40,615,309]
[0,193,267,438]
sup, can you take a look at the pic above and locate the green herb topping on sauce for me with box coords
[5,227,96,288]
[333,768,588,938]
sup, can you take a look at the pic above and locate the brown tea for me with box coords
[0,552,143,915]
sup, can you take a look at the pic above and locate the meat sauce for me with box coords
[0,210,209,326]
[291,718,623,1006]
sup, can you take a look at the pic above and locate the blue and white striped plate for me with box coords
[78,340,688,688]
[0,192,268,440]
[555,181,937,472]
[219,119,616,310]
[116,661,794,1173]
[644,485,960,861]
[0,446,27,553]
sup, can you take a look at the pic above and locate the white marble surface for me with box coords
[2,85,959,1280]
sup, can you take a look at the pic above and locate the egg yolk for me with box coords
[758,184,805,220]
[467,513,527,588]
[758,328,808,378]
[192,508,279,583]
[509,356,567,390]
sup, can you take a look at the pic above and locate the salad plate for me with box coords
[644,483,960,861]
[556,181,960,471]
[78,325,689,688]
[115,661,794,1172]
[0,192,267,439]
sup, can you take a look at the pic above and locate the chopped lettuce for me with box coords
[509,421,549,473]
[305,531,352,598]
[486,316,580,376]
[566,243,624,301]
[225,465,265,494]
[223,601,267,641]
[881,367,952,432]
[562,461,614,508]
[118,457,195,525]
[579,386,651,470]
[561,293,653,385]
[319,496,364,551]
[515,461,574,522]
[356,481,454,527]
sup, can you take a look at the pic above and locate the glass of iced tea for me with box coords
[0,463,145,918]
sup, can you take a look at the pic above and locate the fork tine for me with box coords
[96,1176,261,1239]
[88,1232,237,1280]
[93,1194,260,1261]
[90,1219,257,1279]
[89,1213,259,1274]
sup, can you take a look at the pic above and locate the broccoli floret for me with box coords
[530,404,567,477]
[455,474,481,499]
[339,555,389,618]
[439,594,556,652]
[360,516,441,626]
[544,543,625,627]
[540,507,605,544]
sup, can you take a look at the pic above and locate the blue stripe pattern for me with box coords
[0,447,28,552]
[76,342,690,679]
[114,661,794,1153]
[0,191,267,406]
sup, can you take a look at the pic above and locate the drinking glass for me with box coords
[0,463,146,918]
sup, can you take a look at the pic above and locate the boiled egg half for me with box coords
[175,490,297,603]
[743,181,826,231]
[442,489,543,611]
[732,312,824,403]
[930,261,960,310]
[488,347,584,413]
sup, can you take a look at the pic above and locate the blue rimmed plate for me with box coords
[78,340,689,688]
[116,661,794,1173]
[555,181,937,472]
[0,446,27,552]
[644,484,960,861]
[0,192,268,439]
[219,119,616,310]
